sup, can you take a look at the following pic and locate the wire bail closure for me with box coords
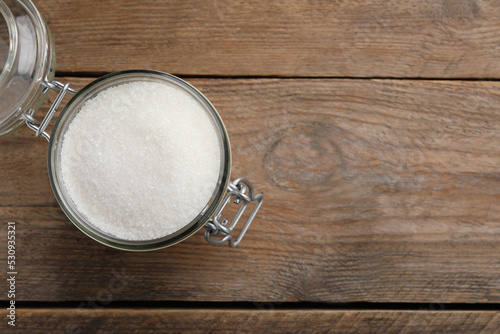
[22,80,78,141]
[205,177,264,248]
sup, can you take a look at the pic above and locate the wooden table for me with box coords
[2,0,500,332]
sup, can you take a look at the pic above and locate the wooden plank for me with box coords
[9,309,500,333]
[1,77,500,303]
[35,0,500,78]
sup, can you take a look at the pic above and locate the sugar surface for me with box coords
[60,81,221,240]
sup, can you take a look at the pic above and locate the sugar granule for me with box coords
[60,81,221,240]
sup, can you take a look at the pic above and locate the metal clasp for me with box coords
[205,177,264,248]
[22,80,79,141]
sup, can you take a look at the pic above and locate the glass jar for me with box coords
[0,0,263,251]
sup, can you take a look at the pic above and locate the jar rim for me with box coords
[48,70,232,251]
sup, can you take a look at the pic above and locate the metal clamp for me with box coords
[205,177,264,248]
[22,80,78,141]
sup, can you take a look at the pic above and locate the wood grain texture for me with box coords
[1,77,500,303]
[10,309,500,334]
[34,0,500,78]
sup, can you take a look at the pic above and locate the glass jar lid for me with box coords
[0,0,55,136]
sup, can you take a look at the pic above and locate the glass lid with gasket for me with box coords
[0,0,55,136]
[0,0,263,251]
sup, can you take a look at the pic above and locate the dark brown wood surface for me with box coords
[15,309,500,334]
[1,0,500,332]
[2,77,500,305]
[36,0,500,78]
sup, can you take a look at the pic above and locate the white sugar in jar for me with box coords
[60,81,221,241]
[47,71,263,251]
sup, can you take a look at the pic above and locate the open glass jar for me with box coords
[0,0,263,251]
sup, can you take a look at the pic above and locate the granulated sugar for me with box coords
[60,81,221,240]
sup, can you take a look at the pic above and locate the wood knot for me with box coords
[264,124,343,190]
